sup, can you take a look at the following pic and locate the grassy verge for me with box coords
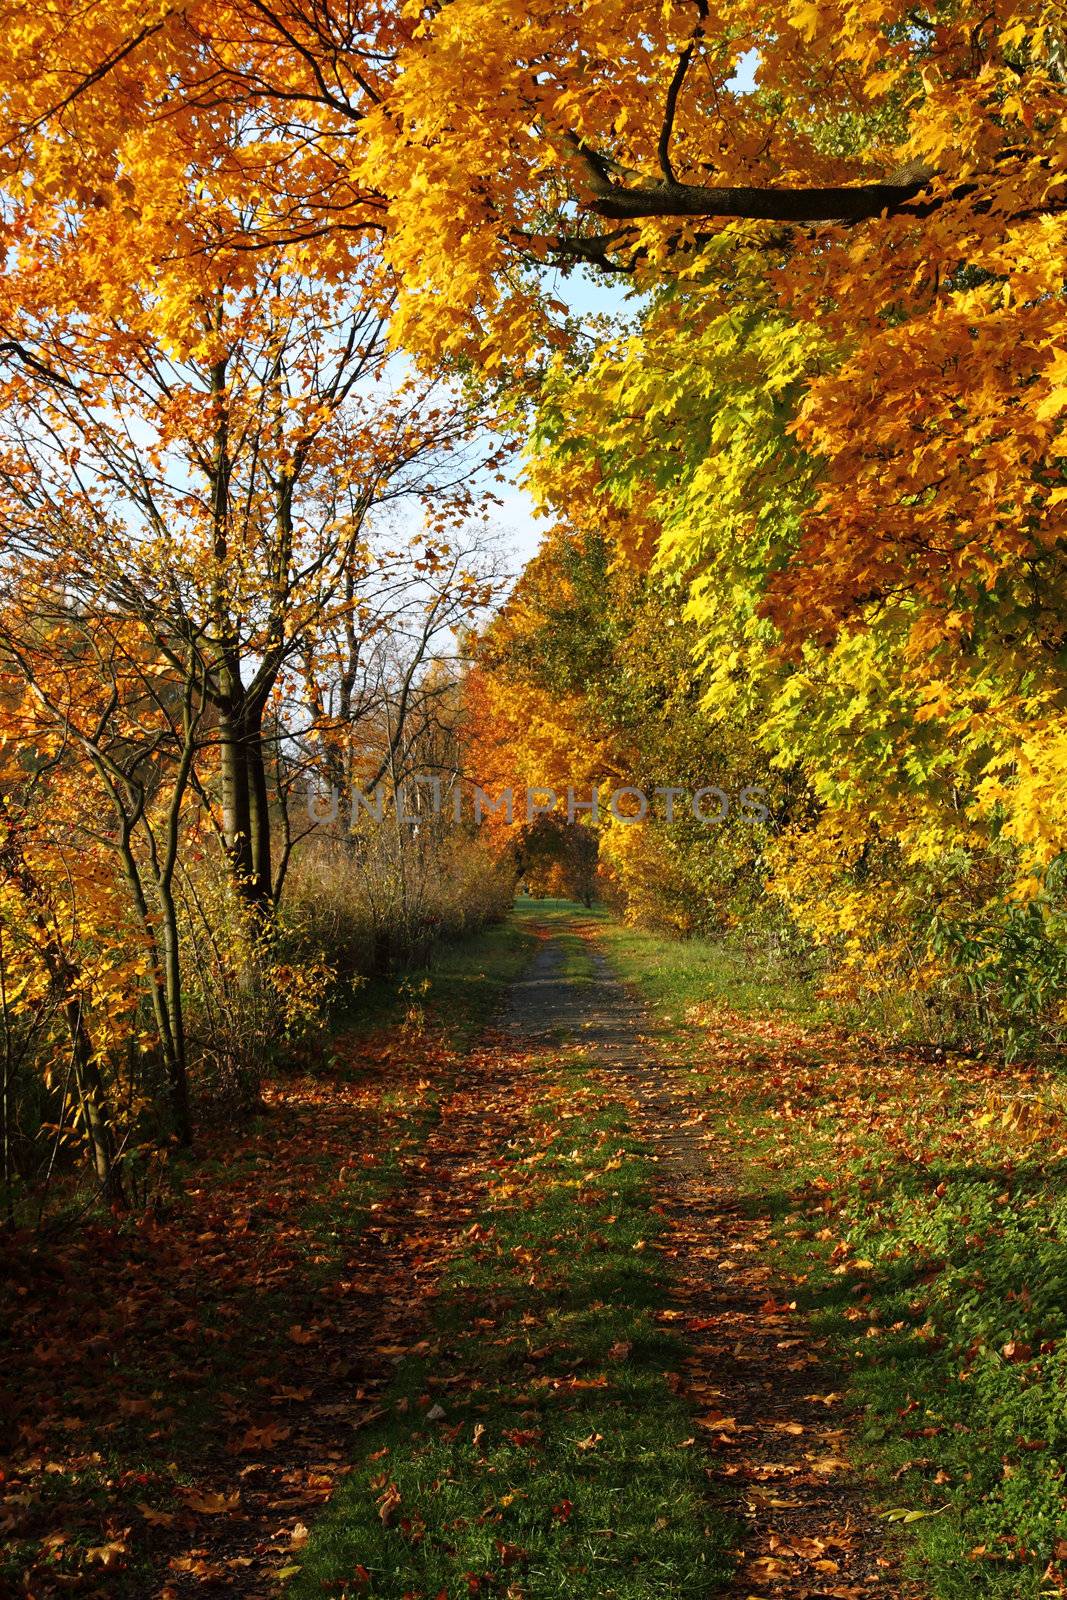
[593,911,1067,1598]
[334,910,538,1045]
[288,1027,734,1598]
[592,915,820,1033]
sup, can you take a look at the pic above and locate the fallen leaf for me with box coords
[85,1540,127,1568]
[178,1487,241,1515]
[136,1502,176,1526]
[377,1482,402,1526]
[238,1423,291,1452]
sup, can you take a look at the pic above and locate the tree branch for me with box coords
[0,340,78,391]
[658,0,709,185]
[563,124,939,223]
[586,170,934,224]
[21,18,170,134]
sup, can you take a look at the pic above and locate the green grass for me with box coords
[721,1086,1067,1596]
[287,1051,735,1599]
[592,909,1067,1599]
[554,933,597,984]
[592,915,821,1032]
[742,1085,1067,1597]
[336,911,539,1045]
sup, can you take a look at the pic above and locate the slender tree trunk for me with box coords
[157,900,190,1143]
[151,667,199,1145]
[0,930,14,1229]
[244,700,273,912]
[109,823,192,1147]
[63,993,124,1208]
[217,704,256,889]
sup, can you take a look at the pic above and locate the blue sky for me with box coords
[492,267,635,573]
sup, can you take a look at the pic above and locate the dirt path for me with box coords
[504,918,917,1600]
[6,917,918,1599]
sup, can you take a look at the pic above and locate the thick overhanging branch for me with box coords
[563,128,936,223]
[588,175,931,223]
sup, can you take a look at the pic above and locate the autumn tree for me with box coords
[521,255,1067,1045]
[295,531,502,852]
[470,523,806,935]
[0,733,145,1204]
[0,82,497,909]
[0,74,505,1183]
[0,595,210,1143]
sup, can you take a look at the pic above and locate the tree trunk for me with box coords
[64,994,125,1208]
[244,700,273,912]
[109,823,193,1147]
[157,897,191,1144]
[217,705,257,890]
